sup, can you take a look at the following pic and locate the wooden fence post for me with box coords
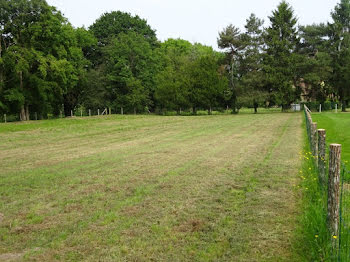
[109,107,111,115]
[80,109,82,117]
[98,109,100,116]
[335,104,338,113]
[319,104,322,113]
[4,114,6,123]
[311,122,318,158]
[318,129,326,183]
[121,107,123,115]
[89,109,91,117]
[328,144,341,241]
[71,110,73,117]
[35,112,37,120]
[307,115,312,141]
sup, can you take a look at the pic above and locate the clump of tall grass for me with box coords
[297,139,332,260]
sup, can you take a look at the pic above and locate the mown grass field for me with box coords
[1,113,302,261]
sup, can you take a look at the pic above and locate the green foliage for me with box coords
[0,0,95,118]
[329,0,350,111]
[89,11,157,47]
[236,14,268,113]
[2,0,350,119]
[187,51,228,113]
[263,1,301,110]
[154,39,227,114]
[153,39,193,113]
[101,31,157,113]
[302,112,350,261]
[298,24,332,102]
[298,147,332,261]
[218,24,245,112]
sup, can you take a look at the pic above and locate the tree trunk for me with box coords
[192,107,197,115]
[20,105,26,121]
[0,36,3,90]
[281,104,289,112]
[25,105,30,121]
[342,100,346,112]
[63,101,71,117]
[19,71,27,121]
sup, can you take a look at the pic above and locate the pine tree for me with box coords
[263,1,300,111]
[217,25,245,113]
[329,0,350,111]
[237,14,268,113]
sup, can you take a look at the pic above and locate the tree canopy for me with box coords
[1,0,350,120]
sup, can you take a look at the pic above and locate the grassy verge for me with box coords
[298,112,350,261]
[296,128,332,261]
[311,112,350,261]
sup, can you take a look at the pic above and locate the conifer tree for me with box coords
[263,1,300,111]
[329,0,350,111]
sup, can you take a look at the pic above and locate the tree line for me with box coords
[1,0,350,120]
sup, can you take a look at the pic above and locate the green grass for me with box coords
[297,126,332,261]
[312,112,350,163]
[0,113,303,261]
[305,112,350,261]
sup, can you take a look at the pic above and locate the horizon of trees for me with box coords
[1,0,350,120]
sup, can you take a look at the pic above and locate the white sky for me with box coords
[47,0,339,48]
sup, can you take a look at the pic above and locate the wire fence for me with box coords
[304,105,350,261]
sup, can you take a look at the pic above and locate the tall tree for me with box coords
[89,11,158,67]
[103,32,156,113]
[237,14,268,113]
[89,11,157,47]
[87,11,159,113]
[218,25,245,113]
[0,0,92,120]
[187,45,228,114]
[299,24,333,102]
[263,1,301,111]
[329,0,350,111]
[154,39,192,113]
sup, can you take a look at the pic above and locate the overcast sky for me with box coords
[47,0,339,49]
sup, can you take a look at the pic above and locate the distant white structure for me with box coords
[291,104,301,111]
